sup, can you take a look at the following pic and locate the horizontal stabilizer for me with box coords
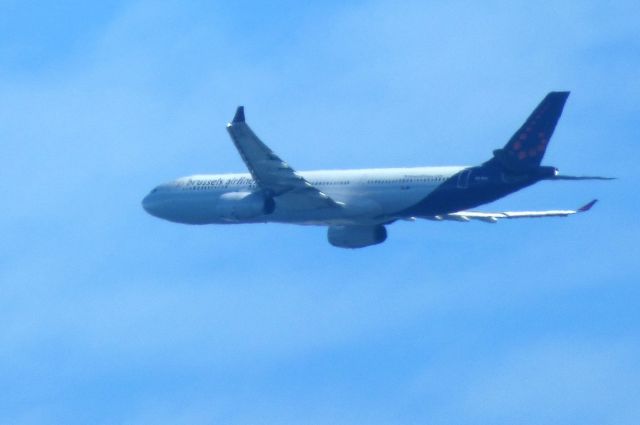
[548,174,616,181]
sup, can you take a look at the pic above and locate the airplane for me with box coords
[142,92,612,248]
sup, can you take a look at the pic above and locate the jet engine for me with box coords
[327,225,387,249]
[217,191,275,220]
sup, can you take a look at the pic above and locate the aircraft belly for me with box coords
[268,185,434,224]
[378,188,434,214]
[150,193,221,224]
[152,184,438,226]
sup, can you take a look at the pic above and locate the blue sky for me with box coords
[1,0,639,423]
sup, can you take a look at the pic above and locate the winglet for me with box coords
[232,106,245,123]
[578,199,598,212]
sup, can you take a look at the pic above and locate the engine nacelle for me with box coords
[327,225,387,249]
[217,191,275,220]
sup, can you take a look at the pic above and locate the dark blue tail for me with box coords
[486,91,569,172]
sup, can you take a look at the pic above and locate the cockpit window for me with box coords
[151,188,158,193]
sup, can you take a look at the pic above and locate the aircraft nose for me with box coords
[142,193,158,216]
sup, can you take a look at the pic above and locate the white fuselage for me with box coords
[142,166,467,226]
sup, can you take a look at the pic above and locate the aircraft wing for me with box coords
[225,107,343,208]
[424,200,597,223]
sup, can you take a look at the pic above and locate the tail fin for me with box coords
[487,91,570,172]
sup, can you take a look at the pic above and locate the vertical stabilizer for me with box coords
[488,91,570,172]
